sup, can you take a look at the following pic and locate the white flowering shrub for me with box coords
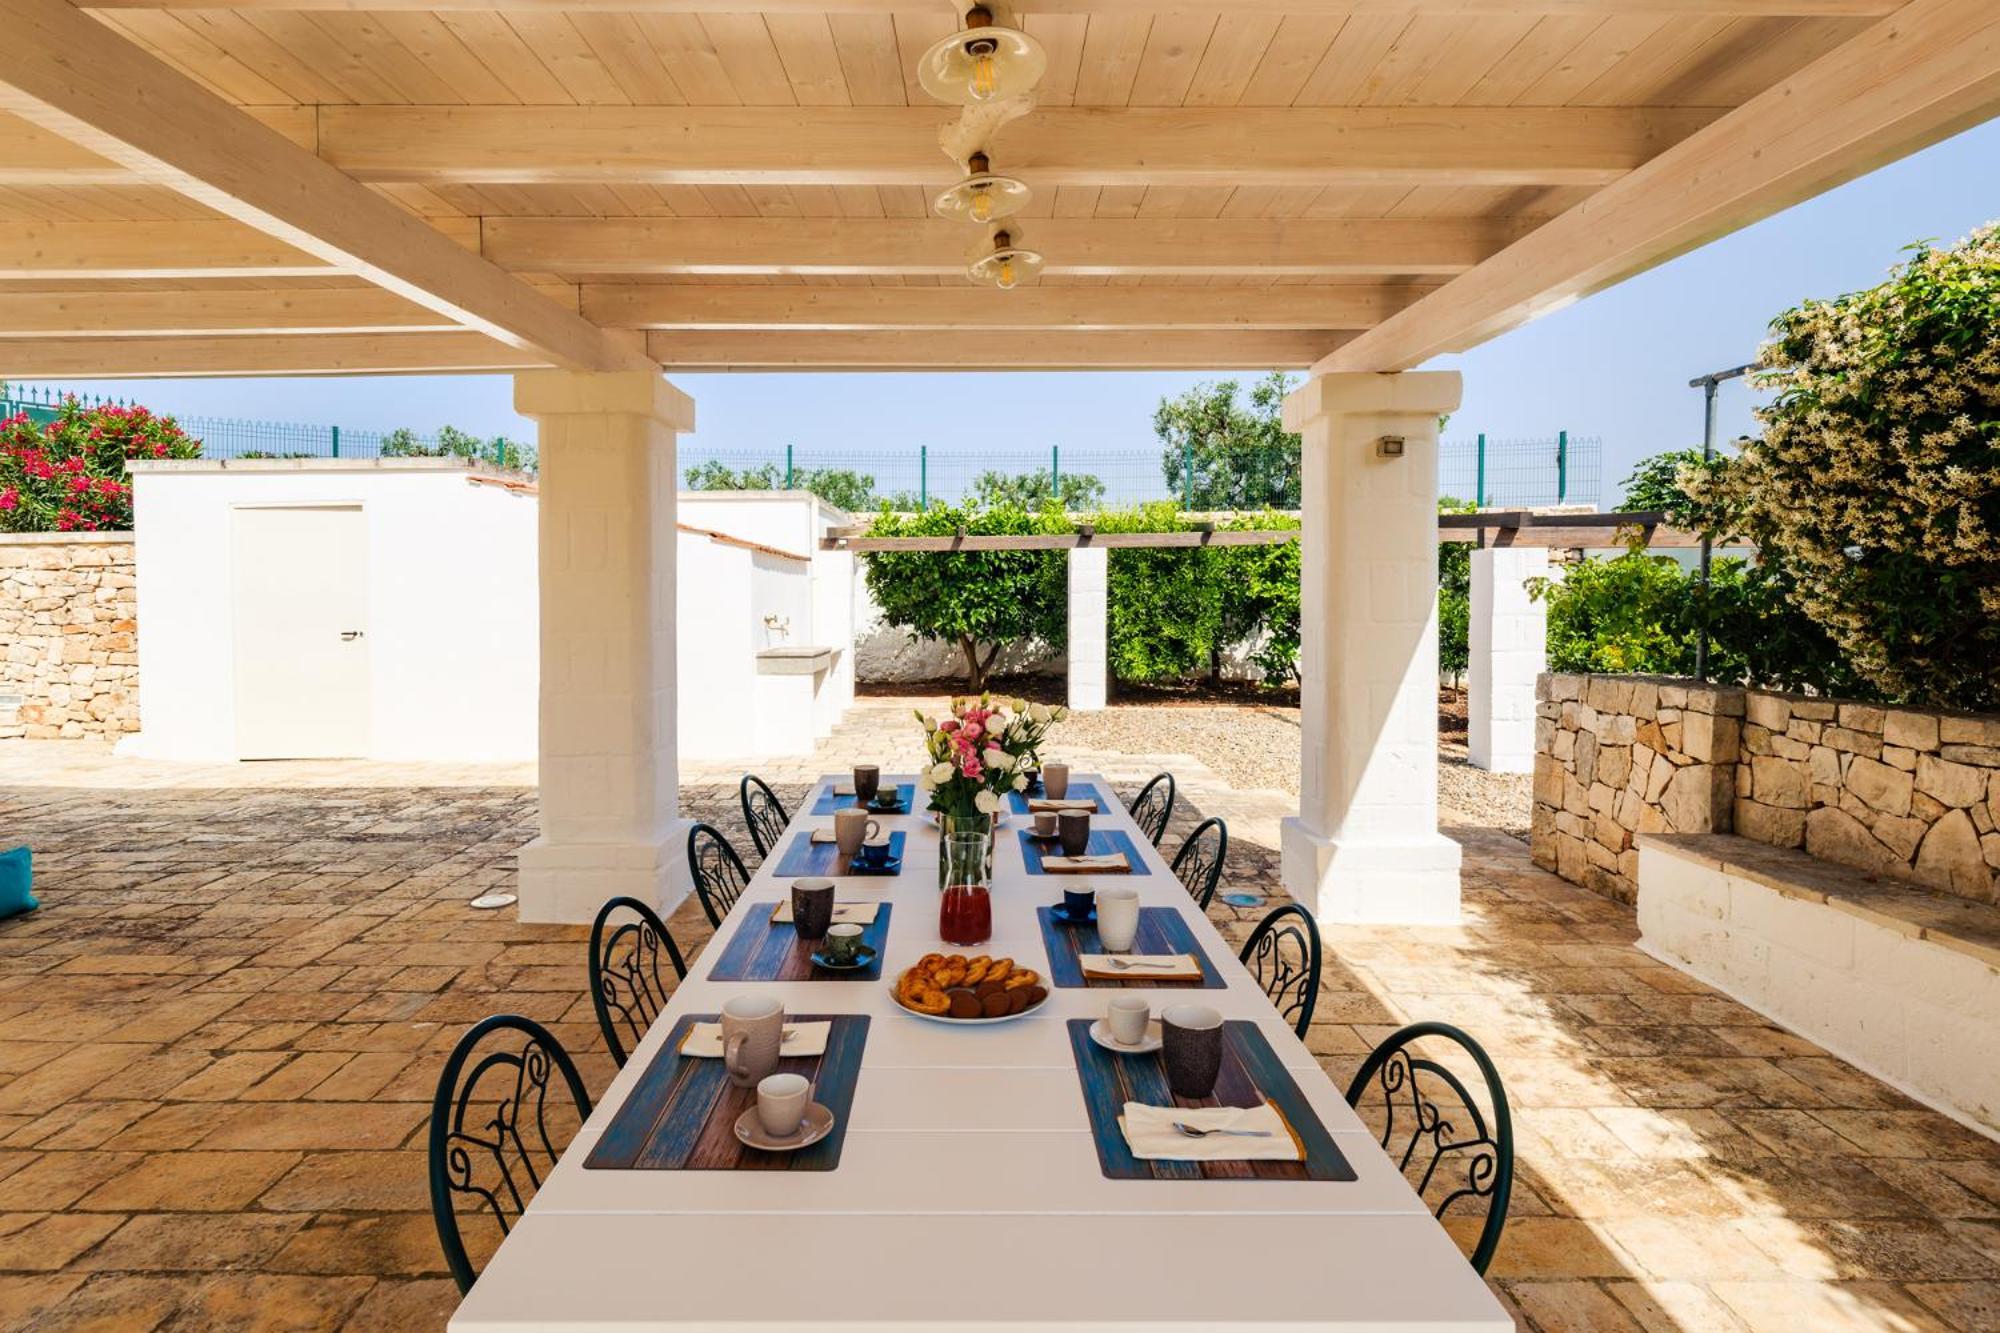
[1716,225,2000,710]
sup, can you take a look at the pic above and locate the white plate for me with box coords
[886,984,1048,1025]
[1088,1017,1164,1054]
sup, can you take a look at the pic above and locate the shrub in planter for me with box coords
[0,399,200,533]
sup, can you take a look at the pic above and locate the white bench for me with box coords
[1637,832,2000,1139]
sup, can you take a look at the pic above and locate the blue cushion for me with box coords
[0,846,37,920]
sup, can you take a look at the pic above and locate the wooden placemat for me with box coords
[1006,782,1111,815]
[1065,1018,1355,1182]
[585,1014,868,1171]
[1016,826,1146,875]
[773,830,908,878]
[809,782,915,816]
[1037,905,1226,989]
[706,902,893,982]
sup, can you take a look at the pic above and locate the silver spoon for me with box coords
[1171,1122,1273,1139]
[1098,957,1182,970]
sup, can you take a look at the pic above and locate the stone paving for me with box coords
[0,699,1996,1331]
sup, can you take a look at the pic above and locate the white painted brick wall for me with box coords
[1066,545,1107,712]
[1468,546,1548,773]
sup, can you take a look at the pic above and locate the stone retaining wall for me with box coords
[0,533,138,740]
[1533,672,2000,907]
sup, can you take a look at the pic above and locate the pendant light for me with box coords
[968,228,1043,289]
[918,6,1047,106]
[934,151,1030,225]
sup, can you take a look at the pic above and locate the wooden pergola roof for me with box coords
[0,0,1992,377]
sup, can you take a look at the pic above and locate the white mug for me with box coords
[834,807,881,856]
[756,1072,811,1138]
[1042,763,1071,801]
[1106,994,1150,1045]
[1096,885,1141,953]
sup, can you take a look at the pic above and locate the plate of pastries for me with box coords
[892,953,1048,1023]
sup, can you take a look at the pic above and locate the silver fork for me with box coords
[1098,957,1182,971]
[1171,1122,1273,1139]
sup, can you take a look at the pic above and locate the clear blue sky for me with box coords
[30,119,1997,507]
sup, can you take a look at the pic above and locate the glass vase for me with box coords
[935,811,994,887]
[939,828,993,947]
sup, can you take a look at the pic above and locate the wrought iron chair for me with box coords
[588,896,688,1069]
[429,1013,593,1295]
[1238,902,1320,1037]
[687,822,751,927]
[1169,816,1228,910]
[738,774,791,861]
[1344,1022,1513,1276]
[1127,772,1176,846]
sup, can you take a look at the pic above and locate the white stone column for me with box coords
[1067,543,1108,712]
[513,369,695,923]
[1282,372,1464,924]
[1468,545,1550,774]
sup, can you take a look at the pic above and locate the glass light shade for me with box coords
[933,172,1030,224]
[968,242,1044,289]
[917,22,1047,105]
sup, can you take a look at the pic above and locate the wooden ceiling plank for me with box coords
[645,328,1352,370]
[73,2,1910,16]
[0,0,648,370]
[0,286,460,336]
[635,14,742,105]
[1317,0,2000,373]
[433,12,577,105]
[1182,14,1284,107]
[827,12,907,107]
[0,218,328,278]
[501,13,631,105]
[1127,13,1219,108]
[0,331,548,377]
[764,12,856,106]
[566,12,690,105]
[700,14,800,105]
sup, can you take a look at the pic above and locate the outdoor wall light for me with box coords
[968,228,1043,289]
[1376,436,1407,458]
[918,6,1047,105]
[935,151,1030,224]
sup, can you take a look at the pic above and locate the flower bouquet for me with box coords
[916,695,1069,886]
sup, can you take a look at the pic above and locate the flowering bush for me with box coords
[1709,225,2000,709]
[916,695,1068,818]
[0,398,200,532]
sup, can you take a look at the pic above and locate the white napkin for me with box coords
[1042,854,1130,873]
[768,900,880,925]
[1029,797,1097,813]
[1119,1102,1301,1162]
[681,1021,830,1059]
[1081,953,1202,981]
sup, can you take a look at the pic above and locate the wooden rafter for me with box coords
[1319,0,2000,372]
[0,0,647,372]
[73,0,1909,15]
[0,332,547,377]
[644,330,1353,370]
[0,288,465,337]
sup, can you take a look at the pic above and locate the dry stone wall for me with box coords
[1533,672,2000,906]
[0,533,138,740]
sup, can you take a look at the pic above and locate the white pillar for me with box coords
[1468,545,1549,774]
[513,369,695,924]
[1067,544,1108,712]
[1281,371,1464,924]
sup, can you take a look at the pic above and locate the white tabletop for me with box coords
[451,774,1511,1332]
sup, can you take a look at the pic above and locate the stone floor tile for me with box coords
[1709,1280,1956,1332]
[0,1153,143,1211]
[0,1211,125,1271]
[196,1103,428,1152]
[259,1152,432,1213]
[76,1150,301,1212]
[171,1272,373,1331]
[268,1212,446,1277]
[1504,1279,1646,1332]
[340,1278,460,1332]
[1907,1280,2000,1332]
[1602,1278,1752,1332]
[78,1212,308,1273]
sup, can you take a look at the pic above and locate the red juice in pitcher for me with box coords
[939,883,991,947]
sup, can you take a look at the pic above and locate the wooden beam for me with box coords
[0,107,315,185]
[831,529,1301,553]
[489,218,1532,278]
[583,284,1441,332]
[0,332,548,377]
[75,1,1908,16]
[0,220,329,279]
[1319,0,2000,373]
[317,106,1719,189]
[0,0,647,371]
[0,287,462,336]
[644,329,1350,370]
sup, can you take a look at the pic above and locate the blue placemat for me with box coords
[707,902,893,982]
[1065,1018,1355,1182]
[1007,782,1112,815]
[1038,905,1226,989]
[775,830,907,878]
[1016,826,1147,875]
[810,782,915,816]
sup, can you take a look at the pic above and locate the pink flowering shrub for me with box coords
[0,398,200,533]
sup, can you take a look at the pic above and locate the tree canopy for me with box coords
[1153,372,1302,509]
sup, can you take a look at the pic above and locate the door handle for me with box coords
[340,630,364,641]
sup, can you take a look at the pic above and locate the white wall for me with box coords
[125,459,536,763]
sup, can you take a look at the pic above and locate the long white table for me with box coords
[452,774,1512,1332]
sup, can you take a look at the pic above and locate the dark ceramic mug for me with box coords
[1057,809,1092,857]
[791,878,834,940]
[1161,1004,1225,1099]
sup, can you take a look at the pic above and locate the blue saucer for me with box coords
[809,943,878,972]
[849,856,902,876]
[865,799,907,815]
[1048,904,1096,927]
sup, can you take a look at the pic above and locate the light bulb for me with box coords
[996,258,1017,290]
[970,50,998,100]
[970,189,994,223]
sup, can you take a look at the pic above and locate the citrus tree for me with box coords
[0,398,200,532]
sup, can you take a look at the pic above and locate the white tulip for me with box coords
[973,789,1003,815]
[982,746,1008,771]
[927,761,956,785]
[1012,774,1028,791]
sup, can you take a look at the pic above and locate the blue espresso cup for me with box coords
[1061,887,1095,920]
[856,835,894,869]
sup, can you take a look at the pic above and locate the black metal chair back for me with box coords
[588,895,688,1068]
[1344,1022,1513,1276]
[687,822,751,927]
[1169,816,1228,909]
[738,774,791,860]
[1127,772,1176,846]
[1238,902,1319,1036]
[428,1014,593,1295]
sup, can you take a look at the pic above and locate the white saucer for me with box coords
[1088,1018,1163,1055]
[733,1101,836,1153]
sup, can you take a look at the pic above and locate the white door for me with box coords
[232,504,369,759]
